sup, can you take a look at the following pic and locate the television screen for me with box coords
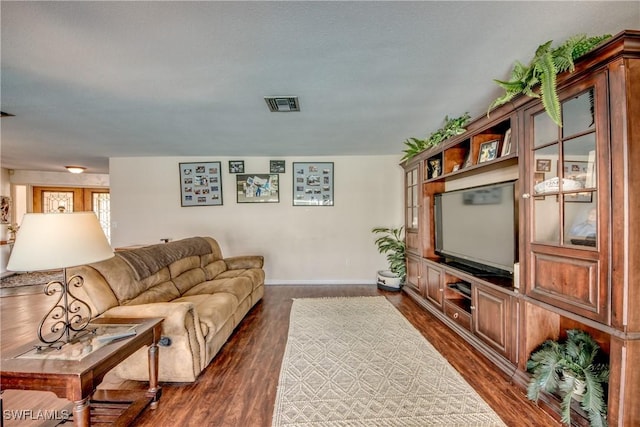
[434,181,517,276]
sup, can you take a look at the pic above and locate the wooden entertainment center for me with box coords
[401,31,639,426]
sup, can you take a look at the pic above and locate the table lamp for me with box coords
[7,212,114,349]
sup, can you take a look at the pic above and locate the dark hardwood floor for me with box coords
[0,285,560,426]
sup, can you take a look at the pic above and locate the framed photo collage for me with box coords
[179,160,334,207]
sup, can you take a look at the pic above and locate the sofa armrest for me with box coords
[224,255,264,270]
[101,301,201,337]
[99,301,207,382]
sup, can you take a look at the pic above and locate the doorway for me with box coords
[32,187,111,242]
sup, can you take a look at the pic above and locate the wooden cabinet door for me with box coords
[424,263,444,309]
[472,284,514,361]
[523,71,610,324]
[406,254,421,292]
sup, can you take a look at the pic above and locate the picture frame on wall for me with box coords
[292,162,334,206]
[1,195,11,224]
[179,162,223,207]
[270,160,286,174]
[236,174,280,203]
[229,160,245,174]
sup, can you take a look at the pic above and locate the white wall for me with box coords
[110,155,404,285]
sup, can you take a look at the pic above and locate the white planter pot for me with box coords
[377,270,402,291]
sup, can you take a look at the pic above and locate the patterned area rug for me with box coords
[0,270,63,288]
[272,296,506,426]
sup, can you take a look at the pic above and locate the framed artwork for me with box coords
[566,192,593,203]
[428,158,442,179]
[293,162,334,206]
[478,140,500,163]
[179,162,223,207]
[1,195,10,224]
[564,160,588,187]
[536,158,552,172]
[500,128,512,156]
[270,160,286,173]
[229,160,245,174]
[236,174,279,203]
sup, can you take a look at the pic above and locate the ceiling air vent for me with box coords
[264,96,299,112]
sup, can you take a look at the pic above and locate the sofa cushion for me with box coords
[216,268,265,291]
[182,277,253,303]
[202,260,227,280]
[175,293,238,338]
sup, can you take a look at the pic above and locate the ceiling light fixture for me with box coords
[264,96,300,112]
[65,166,86,174]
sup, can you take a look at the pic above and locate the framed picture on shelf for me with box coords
[236,174,279,203]
[478,140,500,163]
[270,160,286,173]
[500,128,512,156]
[292,162,334,206]
[428,158,442,178]
[229,160,245,174]
[536,158,552,172]
[566,192,593,203]
[179,162,223,207]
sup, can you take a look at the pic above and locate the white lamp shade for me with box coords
[7,212,114,271]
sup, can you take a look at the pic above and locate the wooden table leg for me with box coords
[73,396,91,427]
[147,342,161,409]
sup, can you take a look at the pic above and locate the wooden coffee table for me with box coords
[0,317,163,427]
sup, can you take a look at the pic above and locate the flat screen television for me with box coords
[434,180,517,277]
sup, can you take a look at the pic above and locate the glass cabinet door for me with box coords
[530,88,598,249]
[406,167,419,230]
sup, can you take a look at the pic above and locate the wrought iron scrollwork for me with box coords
[36,271,93,349]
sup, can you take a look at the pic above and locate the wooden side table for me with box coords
[0,317,163,427]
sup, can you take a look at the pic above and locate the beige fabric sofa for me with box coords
[68,236,264,383]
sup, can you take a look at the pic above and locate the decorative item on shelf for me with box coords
[428,158,442,178]
[401,113,471,161]
[477,140,500,163]
[7,223,19,242]
[487,34,611,127]
[500,128,512,157]
[371,226,405,291]
[6,212,114,349]
[526,329,609,427]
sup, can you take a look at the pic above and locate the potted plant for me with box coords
[401,113,471,162]
[372,226,406,291]
[526,329,610,427]
[488,34,610,127]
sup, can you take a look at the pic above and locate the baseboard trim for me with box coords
[265,280,377,286]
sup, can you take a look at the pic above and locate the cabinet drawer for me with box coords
[444,301,471,331]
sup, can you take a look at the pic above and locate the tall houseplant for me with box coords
[526,329,610,427]
[372,226,406,291]
[488,34,610,127]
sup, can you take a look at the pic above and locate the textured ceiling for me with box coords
[1,1,638,174]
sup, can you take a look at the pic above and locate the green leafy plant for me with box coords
[401,113,471,161]
[526,329,610,427]
[371,226,406,281]
[488,34,611,127]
